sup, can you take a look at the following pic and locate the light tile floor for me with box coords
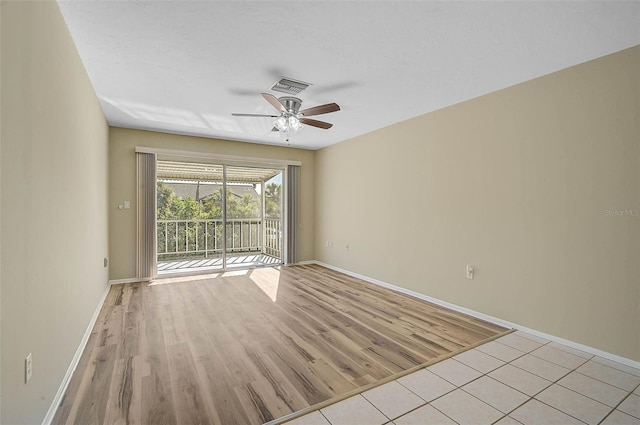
[284,331,640,425]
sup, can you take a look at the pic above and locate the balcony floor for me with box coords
[157,252,282,275]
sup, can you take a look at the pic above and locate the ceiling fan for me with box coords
[232,93,340,141]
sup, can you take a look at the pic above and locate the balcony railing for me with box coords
[157,218,281,260]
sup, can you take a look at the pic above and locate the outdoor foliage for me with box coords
[157,182,254,220]
[156,181,281,259]
[265,182,281,219]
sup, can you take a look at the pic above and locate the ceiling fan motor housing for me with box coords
[279,96,302,114]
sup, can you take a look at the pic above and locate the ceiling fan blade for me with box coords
[299,102,340,117]
[261,93,287,113]
[300,118,333,129]
[232,113,279,117]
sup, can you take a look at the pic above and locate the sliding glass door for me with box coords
[155,160,283,276]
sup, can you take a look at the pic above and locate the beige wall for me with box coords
[109,128,315,280]
[0,2,3,421]
[1,2,109,423]
[315,46,640,361]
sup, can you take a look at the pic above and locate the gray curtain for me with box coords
[286,165,300,264]
[136,152,157,280]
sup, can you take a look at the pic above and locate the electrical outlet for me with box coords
[25,353,32,383]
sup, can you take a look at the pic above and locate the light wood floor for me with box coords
[52,264,508,425]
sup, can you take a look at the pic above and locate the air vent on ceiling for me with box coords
[270,77,311,95]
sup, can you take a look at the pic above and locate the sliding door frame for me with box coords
[137,146,298,276]
[222,164,228,270]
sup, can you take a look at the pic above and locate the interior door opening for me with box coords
[155,160,284,276]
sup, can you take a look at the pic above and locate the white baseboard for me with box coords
[312,261,640,370]
[41,283,111,425]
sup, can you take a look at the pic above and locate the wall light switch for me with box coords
[466,265,474,280]
[25,353,32,383]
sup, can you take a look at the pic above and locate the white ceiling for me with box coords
[57,1,640,151]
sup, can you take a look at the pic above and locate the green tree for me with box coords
[157,182,206,220]
[156,181,176,219]
[157,182,272,259]
[157,182,261,220]
[265,182,281,219]
[200,188,260,219]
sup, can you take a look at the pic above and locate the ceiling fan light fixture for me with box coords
[274,116,287,131]
[274,113,302,133]
[288,115,302,132]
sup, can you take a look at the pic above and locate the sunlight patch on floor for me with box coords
[250,267,281,302]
